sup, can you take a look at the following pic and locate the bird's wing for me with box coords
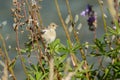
[41,29,48,34]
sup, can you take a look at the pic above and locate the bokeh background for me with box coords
[0,0,112,80]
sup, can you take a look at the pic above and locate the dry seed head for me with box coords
[111,35,116,42]
[13,0,18,5]
[22,2,25,6]
[17,7,21,12]
[110,47,113,50]
[68,25,73,32]
[113,26,116,30]
[11,8,15,12]
[74,14,79,23]
[65,15,70,24]
[34,20,39,26]
[32,0,36,5]
[13,0,17,3]
[100,0,103,5]
[77,23,82,30]
[21,30,24,34]
[93,20,97,28]
[15,47,18,51]
[13,23,18,31]
[0,21,7,28]
[28,16,33,23]
[76,32,79,34]
[32,0,37,8]
[8,45,12,49]
[5,35,10,41]
[85,42,89,49]
[103,13,107,18]
[14,18,17,23]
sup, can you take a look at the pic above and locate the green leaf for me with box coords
[114,19,120,34]
[56,44,68,54]
[94,39,106,53]
[49,39,70,54]
[49,39,61,53]
[66,40,71,50]
[29,74,35,80]
[20,49,27,53]
[30,64,37,71]
[107,26,118,35]
[40,72,48,80]
[103,68,109,79]
[50,39,60,47]
[90,52,102,57]
[54,54,67,67]
[35,72,42,80]
[72,42,81,52]
[8,58,17,68]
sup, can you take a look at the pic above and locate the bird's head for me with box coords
[48,23,58,30]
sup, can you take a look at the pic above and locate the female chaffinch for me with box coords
[41,23,58,44]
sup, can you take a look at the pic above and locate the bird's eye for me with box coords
[52,25,55,27]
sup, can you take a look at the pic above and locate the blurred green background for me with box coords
[0,0,112,80]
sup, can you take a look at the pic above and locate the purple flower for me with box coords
[80,4,97,31]
[80,11,86,16]
[87,16,95,26]
[80,4,93,16]
[86,4,93,15]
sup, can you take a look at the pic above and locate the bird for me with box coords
[25,23,58,47]
[41,22,58,44]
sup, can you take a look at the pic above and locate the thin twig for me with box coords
[65,0,90,79]
[49,57,54,80]
[0,33,16,80]
[25,0,46,73]
[15,29,29,78]
[97,0,112,68]
[54,0,77,67]
[97,0,107,33]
